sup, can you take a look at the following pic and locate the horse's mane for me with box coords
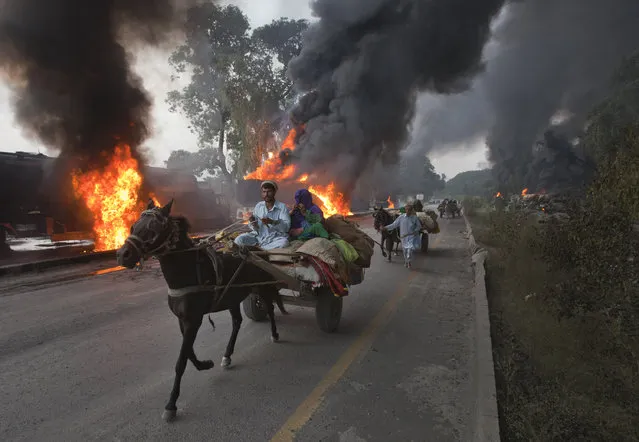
[171,215,190,232]
[169,215,194,246]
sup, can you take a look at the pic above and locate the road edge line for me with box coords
[463,212,501,442]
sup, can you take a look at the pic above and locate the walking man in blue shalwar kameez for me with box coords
[383,201,422,269]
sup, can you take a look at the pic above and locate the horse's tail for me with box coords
[208,314,215,331]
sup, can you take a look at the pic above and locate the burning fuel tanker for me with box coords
[0,151,231,250]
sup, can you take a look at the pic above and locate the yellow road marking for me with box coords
[270,235,442,441]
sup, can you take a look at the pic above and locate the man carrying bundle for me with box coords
[234,180,291,250]
[382,201,422,269]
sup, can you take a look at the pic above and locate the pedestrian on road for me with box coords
[383,201,422,269]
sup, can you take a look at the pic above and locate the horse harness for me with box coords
[126,208,284,306]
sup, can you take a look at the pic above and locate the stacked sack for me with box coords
[417,211,440,234]
[324,215,375,268]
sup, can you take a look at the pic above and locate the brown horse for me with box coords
[116,199,283,422]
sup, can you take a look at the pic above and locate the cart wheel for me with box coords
[421,233,429,253]
[315,288,343,333]
[242,292,268,322]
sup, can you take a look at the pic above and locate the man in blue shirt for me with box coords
[383,201,422,269]
[234,180,291,250]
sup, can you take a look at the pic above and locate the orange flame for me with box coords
[244,127,300,181]
[521,188,529,196]
[244,125,353,216]
[149,192,161,207]
[495,192,503,198]
[386,195,395,209]
[308,183,353,217]
[71,144,145,251]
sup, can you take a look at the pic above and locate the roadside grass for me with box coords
[467,209,639,442]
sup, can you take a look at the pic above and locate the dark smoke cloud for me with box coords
[287,0,506,192]
[0,0,201,165]
[407,0,639,192]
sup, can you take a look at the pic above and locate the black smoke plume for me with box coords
[0,0,200,165]
[287,0,506,193]
[0,0,201,228]
[407,0,639,192]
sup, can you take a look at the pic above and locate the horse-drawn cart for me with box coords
[383,209,439,253]
[239,248,365,333]
[417,211,440,253]
[207,216,372,334]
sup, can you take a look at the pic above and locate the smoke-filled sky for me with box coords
[0,0,486,179]
[0,0,211,166]
[406,0,639,189]
[3,0,633,187]
[288,0,505,189]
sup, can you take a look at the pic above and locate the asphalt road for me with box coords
[0,217,475,442]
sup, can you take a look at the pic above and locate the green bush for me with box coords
[478,159,639,440]
[461,196,487,217]
[471,53,639,440]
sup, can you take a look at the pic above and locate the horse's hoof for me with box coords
[162,409,177,422]
[198,360,214,370]
[271,334,280,343]
[221,356,232,369]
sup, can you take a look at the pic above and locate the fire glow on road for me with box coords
[91,266,126,276]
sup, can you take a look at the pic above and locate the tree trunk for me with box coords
[217,109,235,198]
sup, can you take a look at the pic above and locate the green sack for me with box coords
[299,219,329,241]
[306,213,323,224]
[331,239,360,263]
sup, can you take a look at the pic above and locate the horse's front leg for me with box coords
[163,317,204,422]
[221,304,243,369]
[178,319,214,371]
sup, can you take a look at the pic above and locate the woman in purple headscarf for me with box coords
[289,188,324,238]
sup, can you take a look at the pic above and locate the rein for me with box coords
[125,209,181,266]
[125,210,277,303]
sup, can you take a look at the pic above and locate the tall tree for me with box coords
[164,149,198,173]
[167,4,251,180]
[227,18,309,174]
[167,5,308,179]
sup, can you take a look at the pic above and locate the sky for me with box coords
[0,0,488,180]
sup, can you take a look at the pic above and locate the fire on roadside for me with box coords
[244,126,300,182]
[308,183,353,217]
[387,195,395,209]
[244,126,353,217]
[71,144,160,251]
[149,192,161,207]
